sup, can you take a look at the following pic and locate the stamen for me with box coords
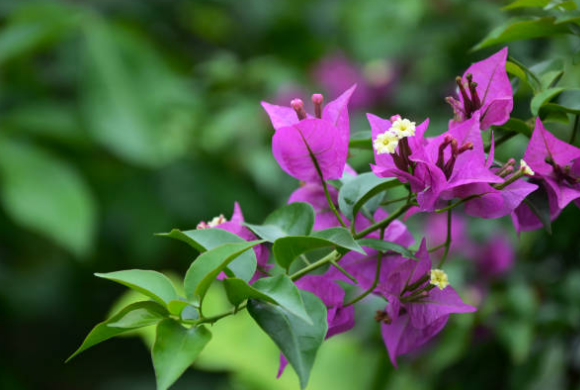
[498,166,514,178]
[430,269,449,290]
[374,310,392,324]
[437,135,453,168]
[311,94,324,119]
[469,81,481,109]
[291,99,307,120]
[458,142,473,154]
[456,76,473,116]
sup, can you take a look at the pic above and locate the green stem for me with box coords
[354,203,412,239]
[380,195,412,206]
[438,207,452,268]
[435,194,481,213]
[330,259,358,283]
[345,228,385,306]
[290,250,341,281]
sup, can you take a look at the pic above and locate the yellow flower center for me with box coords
[520,159,535,176]
[391,118,416,138]
[430,269,449,290]
[373,131,400,155]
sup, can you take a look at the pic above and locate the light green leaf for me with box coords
[184,241,262,302]
[473,17,571,51]
[338,172,400,220]
[108,303,168,328]
[224,275,311,322]
[247,291,327,389]
[554,88,580,114]
[152,320,212,390]
[502,0,549,10]
[66,301,167,362]
[157,228,258,282]
[0,139,96,257]
[245,202,315,242]
[95,270,178,306]
[357,238,416,259]
[273,228,365,269]
[531,87,566,116]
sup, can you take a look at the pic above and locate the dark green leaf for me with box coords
[223,277,275,306]
[539,104,570,124]
[473,17,571,51]
[183,241,262,302]
[555,89,580,114]
[167,299,192,316]
[273,228,365,269]
[245,202,315,242]
[506,60,541,93]
[95,270,178,306]
[152,320,212,390]
[531,87,566,116]
[357,238,416,259]
[348,131,372,150]
[523,188,552,234]
[157,228,258,281]
[0,139,96,257]
[247,291,327,389]
[338,172,401,220]
[66,301,167,362]
[492,118,533,137]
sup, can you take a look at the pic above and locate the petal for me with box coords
[322,84,356,140]
[464,47,513,129]
[272,119,348,181]
[406,286,476,329]
[261,101,300,130]
[524,118,580,175]
[381,312,448,367]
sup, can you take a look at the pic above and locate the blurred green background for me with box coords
[1,0,579,389]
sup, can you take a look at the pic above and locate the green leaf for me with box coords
[492,118,533,137]
[506,60,541,93]
[554,88,580,114]
[95,270,179,306]
[338,172,401,220]
[523,188,552,234]
[502,0,549,10]
[108,303,168,328]
[81,17,195,167]
[247,291,327,389]
[273,228,365,269]
[0,139,96,257]
[157,228,258,282]
[545,0,577,11]
[348,131,372,150]
[184,241,262,302]
[66,301,166,362]
[530,58,565,90]
[245,202,315,242]
[473,17,571,51]
[167,299,193,316]
[152,320,212,390]
[531,87,566,116]
[539,104,570,124]
[357,238,416,259]
[224,275,311,322]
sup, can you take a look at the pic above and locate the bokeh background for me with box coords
[1,0,580,389]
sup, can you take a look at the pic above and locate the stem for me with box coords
[330,259,358,283]
[354,203,412,239]
[571,114,579,145]
[299,254,311,266]
[438,207,452,268]
[435,194,481,213]
[345,228,385,306]
[380,195,411,206]
[182,304,247,326]
[290,250,340,281]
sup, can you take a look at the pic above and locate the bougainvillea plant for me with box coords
[66,39,580,390]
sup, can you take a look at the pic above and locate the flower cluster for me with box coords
[255,46,580,372]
